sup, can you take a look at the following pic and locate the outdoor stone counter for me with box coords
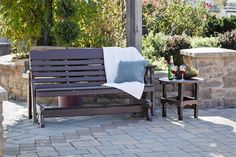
[181,48,236,108]
[0,87,8,157]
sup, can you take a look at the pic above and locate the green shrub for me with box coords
[143,32,191,69]
[143,32,166,61]
[204,15,236,37]
[219,29,236,50]
[142,32,167,70]
[162,35,191,66]
[143,0,207,36]
[191,37,220,48]
[204,15,223,37]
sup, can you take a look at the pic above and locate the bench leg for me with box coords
[27,82,32,119]
[151,91,156,116]
[194,104,198,118]
[38,108,45,128]
[32,91,37,123]
[142,99,152,121]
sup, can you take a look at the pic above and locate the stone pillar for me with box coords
[0,86,8,156]
[181,48,236,108]
[126,0,142,53]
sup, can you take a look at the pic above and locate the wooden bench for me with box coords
[28,48,156,127]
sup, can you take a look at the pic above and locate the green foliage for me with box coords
[142,32,167,70]
[0,0,126,58]
[142,32,191,69]
[53,0,79,47]
[143,0,207,36]
[204,15,236,37]
[163,35,191,66]
[0,0,44,56]
[143,31,167,61]
[191,37,220,48]
[204,15,223,37]
[219,29,236,50]
[76,0,126,47]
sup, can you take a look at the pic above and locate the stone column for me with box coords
[126,0,142,53]
[181,48,236,108]
[0,86,8,156]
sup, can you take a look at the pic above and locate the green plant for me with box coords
[162,35,191,66]
[191,37,220,48]
[143,0,207,36]
[142,31,167,70]
[204,15,223,37]
[76,0,126,47]
[143,32,167,61]
[219,29,236,50]
[53,0,79,48]
[204,15,236,37]
[0,0,44,57]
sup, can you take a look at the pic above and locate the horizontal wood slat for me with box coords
[32,71,105,77]
[34,76,106,83]
[41,104,143,118]
[34,82,104,89]
[30,48,103,60]
[31,59,104,66]
[31,65,105,72]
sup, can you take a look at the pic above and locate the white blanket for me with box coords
[102,47,145,99]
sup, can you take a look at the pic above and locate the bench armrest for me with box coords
[145,64,156,84]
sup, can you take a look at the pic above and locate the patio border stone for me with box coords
[0,86,8,156]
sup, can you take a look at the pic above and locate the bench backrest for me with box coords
[29,48,106,89]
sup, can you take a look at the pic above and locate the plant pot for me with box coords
[58,96,83,108]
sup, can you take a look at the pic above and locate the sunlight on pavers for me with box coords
[199,116,236,133]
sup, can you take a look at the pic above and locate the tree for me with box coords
[53,0,79,48]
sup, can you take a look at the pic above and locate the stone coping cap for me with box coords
[0,55,15,66]
[181,48,236,57]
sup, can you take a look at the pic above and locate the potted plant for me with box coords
[53,0,81,107]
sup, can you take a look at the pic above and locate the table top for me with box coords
[159,77,204,84]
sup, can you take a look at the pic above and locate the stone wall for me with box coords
[181,48,236,108]
[0,87,8,157]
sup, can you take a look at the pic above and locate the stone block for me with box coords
[211,88,226,99]
[224,88,236,98]
[196,57,224,67]
[224,57,236,66]
[224,77,236,88]
[199,87,211,99]
[224,98,236,108]
[202,78,224,88]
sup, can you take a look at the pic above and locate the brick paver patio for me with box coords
[3,100,236,157]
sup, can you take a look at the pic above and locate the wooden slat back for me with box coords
[29,48,106,89]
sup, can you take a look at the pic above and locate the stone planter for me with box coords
[181,47,236,108]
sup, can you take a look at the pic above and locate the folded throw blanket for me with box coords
[102,47,145,99]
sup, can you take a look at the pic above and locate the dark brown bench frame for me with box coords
[28,48,156,127]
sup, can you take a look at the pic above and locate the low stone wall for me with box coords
[181,48,236,108]
[0,87,8,157]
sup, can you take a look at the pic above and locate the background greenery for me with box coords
[0,0,126,58]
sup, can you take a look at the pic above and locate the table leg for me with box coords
[162,103,166,117]
[178,106,183,120]
[194,104,198,118]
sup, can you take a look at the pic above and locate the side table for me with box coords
[159,77,204,120]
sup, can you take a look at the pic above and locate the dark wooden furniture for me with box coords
[28,48,156,127]
[159,77,203,120]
